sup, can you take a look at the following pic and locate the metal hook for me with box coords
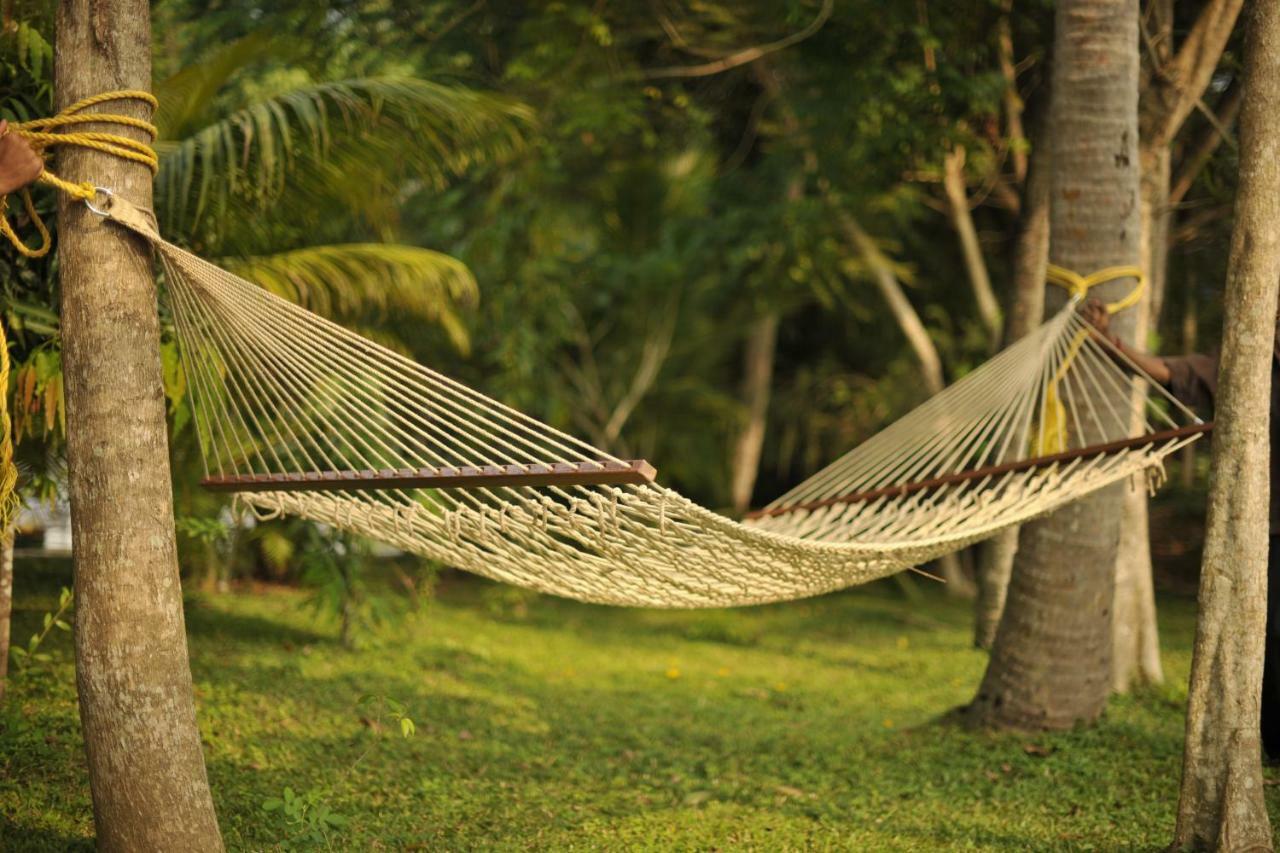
[83,186,114,217]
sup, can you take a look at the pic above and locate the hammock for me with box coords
[90,196,1204,608]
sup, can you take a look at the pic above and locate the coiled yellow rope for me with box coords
[1035,264,1146,454]
[0,90,158,527]
[0,89,158,258]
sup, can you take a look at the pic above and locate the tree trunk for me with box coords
[1111,143,1173,694]
[56,2,223,849]
[1112,0,1243,696]
[1180,284,1199,489]
[730,313,779,514]
[967,0,1141,730]
[942,145,1002,351]
[0,528,12,703]
[1172,3,1280,846]
[975,108,1052,649]
[836,209,944,395]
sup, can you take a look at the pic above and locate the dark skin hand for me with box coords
[0,121,44,195]
[1081,298,1172,385]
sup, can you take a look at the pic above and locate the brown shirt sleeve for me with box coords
[1161,353,1218,411]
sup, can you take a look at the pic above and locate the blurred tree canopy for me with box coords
[1,0,1241,520]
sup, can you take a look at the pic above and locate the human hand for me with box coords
[0,121,44,195]
[1081,298,1111,338]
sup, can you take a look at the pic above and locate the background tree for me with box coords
[1172,2,1280,846]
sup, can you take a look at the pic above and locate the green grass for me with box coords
[1,560,1277,851]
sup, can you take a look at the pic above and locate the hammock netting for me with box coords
[104,197,1203,608]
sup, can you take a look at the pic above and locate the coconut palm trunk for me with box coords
[967,0,1141,729]
[1172,3,1280,846]
[55,0,222,848]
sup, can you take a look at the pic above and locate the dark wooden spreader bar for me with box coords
[201,459,658,493]
[745,421,1212,520]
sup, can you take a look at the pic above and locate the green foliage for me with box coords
[221,243,477,351]
[295,525,412,649]
[154,75,533,242]
[8,585,71,672]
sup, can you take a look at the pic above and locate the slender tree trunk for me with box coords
[1111,143,1173,693]
[1112,0,1243,696]
[730,313,779,514]
[1173,4,1280,846]
[1180,285,1199,489]
[975,109,1051,649]
[836,210,944,395]
[0,528,12,703]
[968,0,1141,730]
[942,146,1002,352]
[56,2,223,849]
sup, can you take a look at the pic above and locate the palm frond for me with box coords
[156,76,534,236]
[220,243,478,353]
[152,32,286,141]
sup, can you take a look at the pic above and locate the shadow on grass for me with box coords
[0,815,92,852]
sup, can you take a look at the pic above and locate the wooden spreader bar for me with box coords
[745,421,1212,520]
[202,459,658,493]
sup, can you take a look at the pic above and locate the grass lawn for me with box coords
[2,558,1277,851]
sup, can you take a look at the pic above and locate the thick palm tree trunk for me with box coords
[1172,3,1280,845]
[56,1,222,849]
[968,0,1141,729]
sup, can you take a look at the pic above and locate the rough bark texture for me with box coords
[1172,3,1280,847]
[0,528,12,703]
[729,313,779,514]
[974,111,1051,650]
[56,1,223,849]
[968,0,1141,730]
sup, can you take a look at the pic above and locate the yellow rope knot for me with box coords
[1,89,158,259]
[1045,263,1146,314]
[1033,264,1146,455]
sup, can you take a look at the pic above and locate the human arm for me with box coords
[1081,298,1172,385]
[0,121,43,195]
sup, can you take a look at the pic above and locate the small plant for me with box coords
[9,585,71,670]
[261,785,348,848]
[261,694,415,848]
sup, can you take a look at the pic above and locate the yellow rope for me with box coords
[1035,264,1146,454]
[0,89,158,258]
[0,321,17,532]
[0,90,157,527]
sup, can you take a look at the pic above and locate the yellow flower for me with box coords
[666,668,681,680]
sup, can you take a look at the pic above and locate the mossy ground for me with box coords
[2,558,1277,850]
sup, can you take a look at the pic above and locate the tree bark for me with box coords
[0,528,12,703]
[1172,3,1280,846]
[968,0,1141,730]
[56,1,223,849]
[975,108,1051,649]
[730,313,779,514]
[1110,143,1172,694]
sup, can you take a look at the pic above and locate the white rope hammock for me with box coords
[103,196,1204,608]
